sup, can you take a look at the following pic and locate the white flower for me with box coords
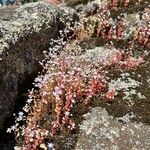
[23,105,29,112]
[27,98,33,103]
[11,125,16,131]
[71,99,75,104]
[6,128,12,133]
[47,143,55,150]
[65,111,70,117]
[53,86,63,97]
[18,112,24,117]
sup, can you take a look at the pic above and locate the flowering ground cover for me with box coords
[7,0,150,149]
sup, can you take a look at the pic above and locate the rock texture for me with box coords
[75,107,150,150]
[65,0,92,7]
[0,1,77,132]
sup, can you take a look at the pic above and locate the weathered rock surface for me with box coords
[65,0,92,7]
[0,1,77,133]
[75,107,150,150]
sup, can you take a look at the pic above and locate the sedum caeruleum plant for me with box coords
[7,0,149,149]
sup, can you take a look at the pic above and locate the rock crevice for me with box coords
[0,1,77,132]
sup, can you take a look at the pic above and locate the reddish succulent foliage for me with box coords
[8,0,148,149]
[106,88,116,101]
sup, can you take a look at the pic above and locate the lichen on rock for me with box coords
[0,1,62,52]
[76,107,150,150]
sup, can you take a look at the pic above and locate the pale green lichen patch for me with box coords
[76,107,150,150]
[0,2,61,54]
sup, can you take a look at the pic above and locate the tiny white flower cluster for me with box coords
[53,86,63,98]
[6,88,35,134]
[7,123,19,133]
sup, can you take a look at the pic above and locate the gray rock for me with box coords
[75,107,150,150]
[65,0,93,7]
